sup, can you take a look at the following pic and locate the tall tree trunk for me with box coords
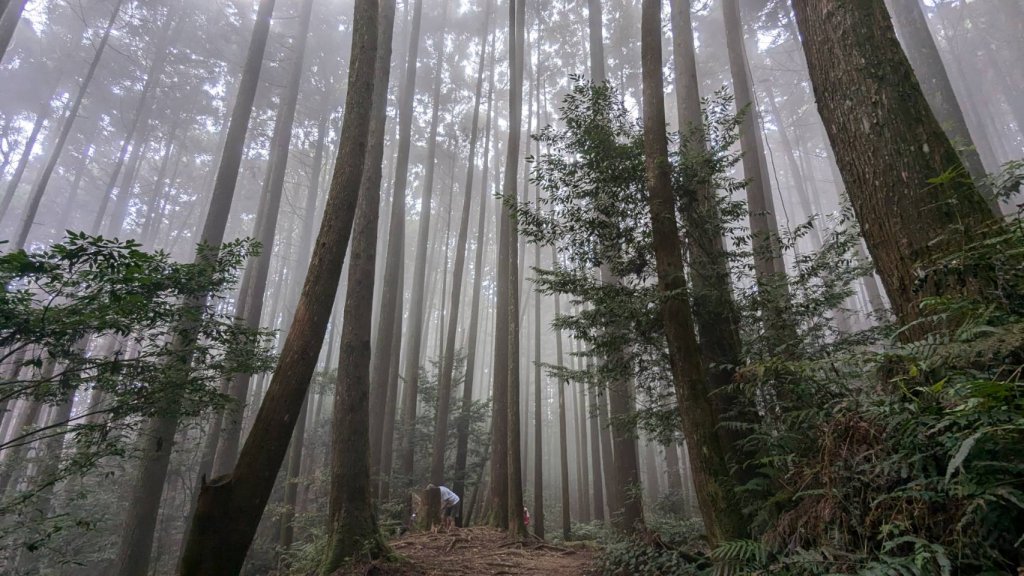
[179,0,378,571]
[369,0,423,489]
[453,29,497,509]
[323,2,396,567]
[0,103,46,223]
[668,0,751,487]
[13,0,123,251]
[431,0,492,485]
[639,0,746,545]
[887,0,997,211]
[92,12,177,236]
[114,1,278,574]
[397,0,449,482]
[790,0,1000,335]
[213,0,314,477]
[504,0,528,540]
[587,384,605,522]
[553,277,571,540]
[722,0,791,333]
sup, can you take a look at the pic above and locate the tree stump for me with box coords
[413,485,443,532]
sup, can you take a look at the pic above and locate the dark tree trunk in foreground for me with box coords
[430,0,491,484]
[178,0,378,572]
[640,0,746,546]
[13,0,122,250]
[323,0,395,569]
[369,0,422,495]
[790,0,1000,334]
[887,0,997,211]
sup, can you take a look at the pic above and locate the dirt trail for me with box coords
[343,527,594,576]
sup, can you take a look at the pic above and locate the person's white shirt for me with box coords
[438,485,460,508]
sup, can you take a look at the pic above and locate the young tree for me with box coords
[639,0,746,545]
[789,0,1001,334]
[177,0,379,570]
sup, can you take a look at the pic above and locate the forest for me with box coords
[0,0,1022,574]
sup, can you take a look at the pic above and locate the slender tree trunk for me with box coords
[370,0,423,488]
[13,0,123,251]
[213,0,314,477]
[114,2,278,574]
[431,0,491,486]
[553,277,571,540]
[669,0,751,487]
[0,103,46,223]
[179,0,378,571]
[790,0,1001,334]
[640,0,746,545]
[398,0,449,482]
[453,32,497,511]
[722,0,787,281]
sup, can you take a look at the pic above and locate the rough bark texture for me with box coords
[887,0,996,211]
[790,0,1000,334]
[640,0,746,546]
[322,1,396,569]
[177,0,377,571]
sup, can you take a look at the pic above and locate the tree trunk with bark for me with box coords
[178,0,378,572]
[640,0,747,546]
[790,0,1001,335]
[322,1,396,568]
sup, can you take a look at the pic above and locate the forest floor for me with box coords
[339,526,595,576]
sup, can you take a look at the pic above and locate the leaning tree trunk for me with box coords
[639,0,746,546]
[178,0,378,572]
[790,0,1000,336]
[213,0,314,477]
[113,1,279,575]
[429,0,492,486]
[322,0,395,569]
[13,0,123,251]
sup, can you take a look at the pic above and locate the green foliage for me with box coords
[0,234,276,568]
